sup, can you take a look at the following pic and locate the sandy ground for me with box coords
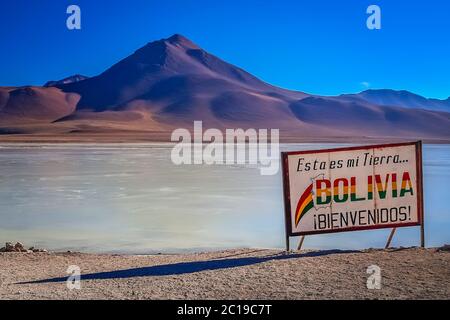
[0,248,449,300]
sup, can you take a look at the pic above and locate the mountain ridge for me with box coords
[341,89,450,112]
[44,74,89,88]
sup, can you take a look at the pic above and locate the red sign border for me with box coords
[281,141,424,237]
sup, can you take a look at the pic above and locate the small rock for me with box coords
[14,242,25,252]
[1,241,48,253]
[5,242,14,252]
[437,244,450,252]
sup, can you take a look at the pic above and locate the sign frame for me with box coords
[281,141,424,250]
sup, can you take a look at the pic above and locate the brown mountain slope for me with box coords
[0,86,79,122]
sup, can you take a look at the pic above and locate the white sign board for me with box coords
[282,142,423,236]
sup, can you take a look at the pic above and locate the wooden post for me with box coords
[285,234,290,252]
[420,223,425,248]
[281,153,291,253]
[385,228,397,249]
[297,236,306,251]
[418,141,425,248]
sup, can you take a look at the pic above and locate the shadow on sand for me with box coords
[20,249,358,285]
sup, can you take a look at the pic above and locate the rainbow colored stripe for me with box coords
[295,184,314,226]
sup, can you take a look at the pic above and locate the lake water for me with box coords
[0,143,449,253]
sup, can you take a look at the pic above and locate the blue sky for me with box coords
[0,0,449,99]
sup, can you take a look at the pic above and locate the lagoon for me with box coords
[0,143,448,253]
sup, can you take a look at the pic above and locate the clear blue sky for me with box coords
[0,0,449,99]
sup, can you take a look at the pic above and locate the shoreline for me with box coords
[0,133,449,144]
[1,247,449,299]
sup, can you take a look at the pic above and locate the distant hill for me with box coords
[341,89,450,112]
[44,74,89,87]
[0,34,449,141]
[0,86,79,121]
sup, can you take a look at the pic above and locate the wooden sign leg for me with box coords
[297,235,306,251]
[285,234,290,253]
[385,228,397,249]
[420,223,425,248]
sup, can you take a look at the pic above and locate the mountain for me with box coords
[44,74,89,87]
[341,89,450,112]
[0,34,449,141]
[56,34,305,111]
[0,86,79,121]
[288,96,450,138]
